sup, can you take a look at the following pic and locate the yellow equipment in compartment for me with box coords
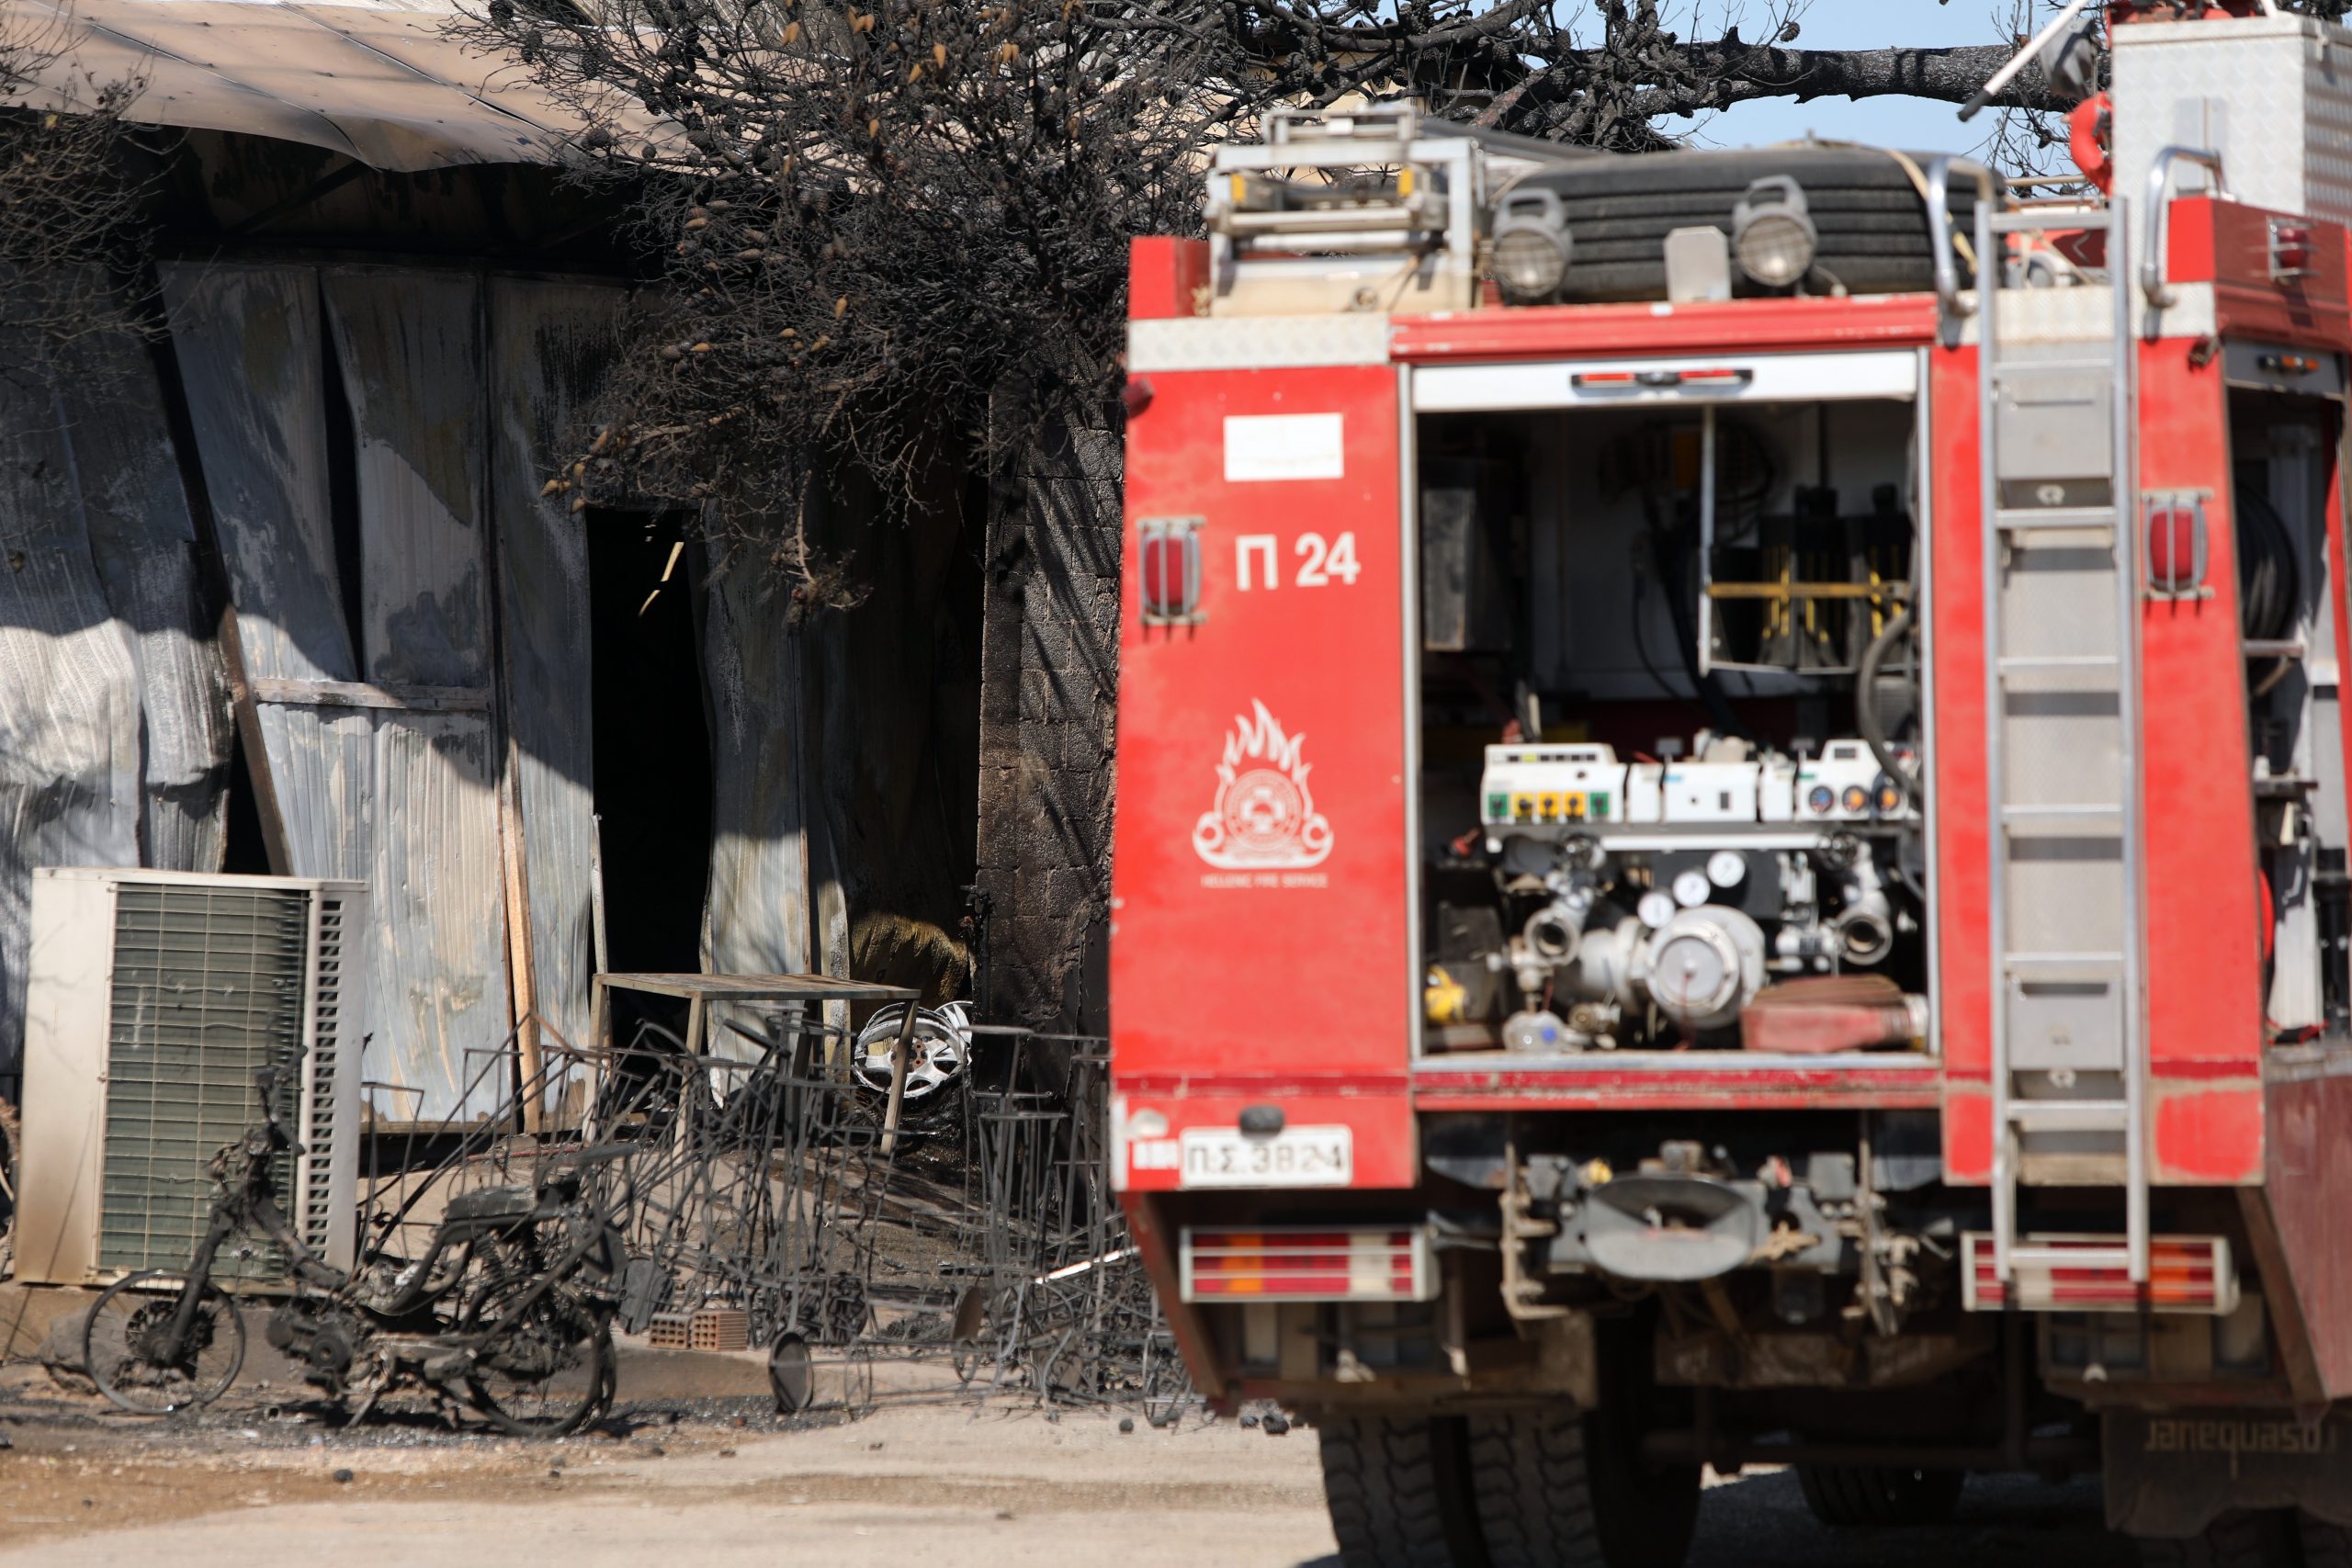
[1510,790,1600,824]
[1484,743,1626,831]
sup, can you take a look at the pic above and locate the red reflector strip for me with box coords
[1960,1234,2237,1315]
[1570,367,1755,391]
[1180,1225,1434,1304]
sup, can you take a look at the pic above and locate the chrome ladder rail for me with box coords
[1975,197,2151,1287]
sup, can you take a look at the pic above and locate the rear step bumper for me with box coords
[1962,1232,2238,1314]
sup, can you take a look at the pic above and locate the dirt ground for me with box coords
[0,1348,2136,1568]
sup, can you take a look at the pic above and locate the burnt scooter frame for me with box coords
[80,1065,628,1435]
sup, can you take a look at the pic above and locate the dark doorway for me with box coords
[219,729,273,876]
[587,509,714,1021]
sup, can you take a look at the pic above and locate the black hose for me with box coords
[2237,483,2301,701]
[1858,604,1928,905]
[2237,484,2299,645]
[1857,605,1919,804]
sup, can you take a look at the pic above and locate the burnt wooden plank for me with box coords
[250,676,490,712]
[597,973,916,1001]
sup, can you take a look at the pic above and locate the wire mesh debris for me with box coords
[359,1008,1193,1425]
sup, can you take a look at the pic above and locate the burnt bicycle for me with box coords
[80,1066,628,1436]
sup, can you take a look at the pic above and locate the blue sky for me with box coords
[1672,0,2019,157]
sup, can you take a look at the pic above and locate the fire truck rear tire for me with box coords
[1317,1414,1485,1568]
[1793,1463,1965,1528]
[2134,1510,2301,1568]
[1466,1408,1702,1568]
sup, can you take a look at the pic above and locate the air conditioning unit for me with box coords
[14,869,368,1289]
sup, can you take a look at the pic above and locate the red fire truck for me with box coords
[1109,5,2352,1563]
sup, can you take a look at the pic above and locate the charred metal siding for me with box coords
[159,260,374,888]
[702,537,819,1055]
[4,240,840,1111]
[162,262,514,1122]
[325,267,512,1121]
[0,353,142,1089]
[63,333,234,875]
[0,329,231,1090]
[489,278,619,1066]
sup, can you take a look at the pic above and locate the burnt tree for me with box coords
[0,20,153,376]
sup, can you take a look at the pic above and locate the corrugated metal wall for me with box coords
[701,534,831,1058]
[0,327,230,1092]
[163,263,519,1123]
[62,332,234,875]
[4,258,825,1115]
[488,278,620,1066]
[159,262,377,889]
[325,268,514,1121]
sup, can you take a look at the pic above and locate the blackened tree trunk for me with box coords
[977,389,1122,1032]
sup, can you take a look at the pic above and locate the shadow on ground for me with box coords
[1295,1467,2134,1568]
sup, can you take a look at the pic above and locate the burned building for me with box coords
[0,0,981,1122]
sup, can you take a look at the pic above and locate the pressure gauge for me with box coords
[1671,867,1713,908]
[1638,888,1679,929]
[1705,849,1747,888]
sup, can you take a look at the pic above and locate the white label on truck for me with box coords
[1178,1125,1353,1188]
[1224,413,1344,481]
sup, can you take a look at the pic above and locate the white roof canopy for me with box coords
[4,0,622,170]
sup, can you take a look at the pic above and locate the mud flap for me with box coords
[2104,1408,2352,1538]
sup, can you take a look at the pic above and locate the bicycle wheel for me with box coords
[82,1270,247,1416]
[465,1280,614,1438]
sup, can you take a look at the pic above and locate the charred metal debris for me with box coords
[368,1011,1192,1424]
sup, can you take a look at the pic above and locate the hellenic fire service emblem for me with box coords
[1193,700,1334,870]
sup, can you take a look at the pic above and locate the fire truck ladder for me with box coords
[1975,196,2150,1288]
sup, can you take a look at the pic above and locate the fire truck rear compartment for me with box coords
[1155,375,2318,1433]
[1413,392,1932,1062]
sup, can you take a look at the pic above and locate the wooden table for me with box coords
[592,972,926,1151]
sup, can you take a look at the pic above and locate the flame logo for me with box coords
[1193,700,1334,870]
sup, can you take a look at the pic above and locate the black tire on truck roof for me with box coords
[1505,145,1998,304]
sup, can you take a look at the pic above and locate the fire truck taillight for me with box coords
[1180,1226,1437,1303]
[1137,517,1204,625]
[2143,491,2209,596]
[1962,1234,2239,1315]
[1571,367,1755,393]
[2269,219,2315,284]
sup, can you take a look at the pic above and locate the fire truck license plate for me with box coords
[1178,1126,1353,1189]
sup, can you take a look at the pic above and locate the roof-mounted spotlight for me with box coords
[1487,187,1572,304]
[1730,175,1817,289]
